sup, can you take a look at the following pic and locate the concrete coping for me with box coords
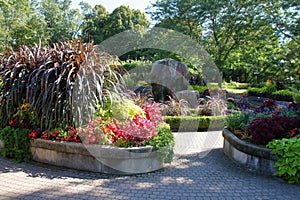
[30,139,156,159]
[222,128,276,160]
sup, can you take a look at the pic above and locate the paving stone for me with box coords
[0,132,300,199]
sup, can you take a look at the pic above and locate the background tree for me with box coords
[149,0,300,84]
[80,3,109,44]
[37,0,82,44]
[149,0,201,43]
[0,0,47,52]
[81,4,150,45]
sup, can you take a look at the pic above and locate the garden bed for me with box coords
[222,128,277,175]
[30,139,164,175]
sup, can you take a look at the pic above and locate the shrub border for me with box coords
[165,116,225,132]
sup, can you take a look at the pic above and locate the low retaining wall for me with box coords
[222,128,277,175]
[30,139,164,175]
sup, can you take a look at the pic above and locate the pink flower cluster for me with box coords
[79,103,164,146]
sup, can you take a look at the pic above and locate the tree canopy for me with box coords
[149,0,300,83]
[80,3,150,44]
[0,0,299,85]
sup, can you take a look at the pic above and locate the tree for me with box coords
[149,0,299,83]
[81,4,150,45]
[37,0,82,44]
[0,0,47,52]
[225,26,283,83]
[80,3,109,44]
[149,0,202,43]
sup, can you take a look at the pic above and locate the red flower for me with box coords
[41,135,48,140]
[9,119,16,128]
[50,131,56,137]
[20,122,26,128]
[28,131,37,139]
[291,130,297,136]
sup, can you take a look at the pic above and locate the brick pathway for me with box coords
[0,132,299,200]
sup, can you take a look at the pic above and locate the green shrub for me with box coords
[265,82,277,94]
[224,111,246,132]
[235,82,249,89]
[165,116,225,132]
[267,138,300,184]
[144,123,175,163]
[190,85,208,94]
[247,87,264,93]
[248,82,276,95]
[121,60,152,90]
[0,127,32,163]
[122,59,152,71]
[223,81,249,89]
[289,87,300,103]
[272,89,295,97]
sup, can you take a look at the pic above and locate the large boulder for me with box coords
[149,58,190,102]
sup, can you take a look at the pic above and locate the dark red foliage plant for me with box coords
[246,112,300,145]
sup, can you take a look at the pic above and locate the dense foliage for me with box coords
[149,0,300,84]
[0,126,32,163]
[1,1,299,86]
[267,138,300,184]
[225,99,300,145]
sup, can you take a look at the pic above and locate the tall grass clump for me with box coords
[0,41,125,129]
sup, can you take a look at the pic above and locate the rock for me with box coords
[149,58,190,102]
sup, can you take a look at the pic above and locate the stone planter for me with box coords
[30,139,164,175]
[222,128,277,175]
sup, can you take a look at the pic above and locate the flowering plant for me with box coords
[79,102,167,148]
[29,127,81,143]
[225,99,300,145]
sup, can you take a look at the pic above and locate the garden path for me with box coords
[1,131,300,199]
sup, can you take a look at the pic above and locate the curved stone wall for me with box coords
[30,139,164,175]
[222,128,277,175]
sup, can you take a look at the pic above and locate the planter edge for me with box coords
[222,128,277,175]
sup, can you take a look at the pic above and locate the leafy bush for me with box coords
[223,81,249,89]
[246,113,299,145]
[247,87,264,93]
[121,60,152,91]
[224,111,246,132]
[144,123,175,163]
[111,98,145,120]
[0,127,31,163]
[272,89,296,97]
[122,59,152,71]
[289,87,300,103]
[190,85,208,94]
[267,138,300,184]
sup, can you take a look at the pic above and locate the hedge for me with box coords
[164,116,225,132]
